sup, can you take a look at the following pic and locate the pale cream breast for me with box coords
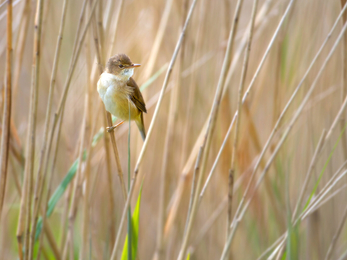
[97,72,139,121]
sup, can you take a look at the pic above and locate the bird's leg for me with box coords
[106,121,125,132]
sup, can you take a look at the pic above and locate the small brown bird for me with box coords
[97,54,147,140]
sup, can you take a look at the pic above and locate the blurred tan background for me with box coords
[0,0,347,259]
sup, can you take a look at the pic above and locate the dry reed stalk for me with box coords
[338,249,347,260]
[223,0,274,95]
[229,0,258,232]
[80,38,94,260]
[291,129,327,220]
[71,0,88,62]
[265,167,347,258]
[12,0,30,105]
[38,189,62,260]
[287,93,347,220]
[64,63,92,260]
[154,0,191,253]
[153,73,180,260]
[183,146,203,233]
[325,94,347,140]
[73,69,88,260]
[105,95,127,202]
[175,0,189,167]
[9,157,21,194]
[34,3,91,252]
[45,0,97,182]
[176,0,244,257]
[164,0,274,237]
[28,0,70,256]
[179,0,206,169]
[37,3,99,253]
[91,12,127,201]
[227,168,233,237]
[112,0,200,257]
[15,0,44,258]
[191,159,251,254]
[222,14,347,259]
[8,136,60,258]
[61,139,83,260]
[256,233,287,260]
[141,0,174,82]
[105,0,123,59]
[325,205,347,260]
[0,0,12,220]
[103,0,116,43]
[300,166,347,220]
[102,104,117,240]
[134,0,198,176]
[268,237,287,260]
[97,0,104,55]
[87,0,122,247]
[36,161,58,259]
[274,244,285,260]
[340,0,347,159]
[307,184,347,216]
[60,166,74,252]
[200,115,237,198]
[190,196,227,253]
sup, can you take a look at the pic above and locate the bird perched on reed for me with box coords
[97,54,147,141]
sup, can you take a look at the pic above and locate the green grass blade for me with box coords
[121,185,143,260]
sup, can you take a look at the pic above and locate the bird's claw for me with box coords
[106,126,115,133]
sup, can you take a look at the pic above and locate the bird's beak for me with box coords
[128,63,141,68]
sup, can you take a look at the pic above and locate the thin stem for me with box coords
[164,0,274,238]
[184,146,204,236]
[0,0,12,220]
[340,0,347,160]
[200,114,237,199]
[222,16,347,259]
[177,0,243,257]
[292,129,327,220]
[134,0,199,174]
[141,0,174,81]
[16,0,44,258]
[228,0,259,234]
[127,102,132,260]
[110,177,137,260]
[325,205,347,260]
[154,61,183,260]
[29,0,70,256]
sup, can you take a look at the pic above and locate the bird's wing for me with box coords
[127,77,147,113]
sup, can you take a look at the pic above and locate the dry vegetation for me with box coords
[0,0,347,259]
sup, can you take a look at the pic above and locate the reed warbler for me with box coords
[97,54,147,140]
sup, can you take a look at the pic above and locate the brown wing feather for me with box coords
[127,77,147,113]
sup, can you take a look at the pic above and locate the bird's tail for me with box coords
[136,112,146,141]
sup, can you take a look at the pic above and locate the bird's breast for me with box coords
[97,72,138,120]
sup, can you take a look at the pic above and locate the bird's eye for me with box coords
[119,64,124,68]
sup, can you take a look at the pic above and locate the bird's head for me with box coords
[105,54,141,80]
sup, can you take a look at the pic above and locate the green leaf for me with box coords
[35,151,87,240]
[186,253,190,260]
[121,186,143,260]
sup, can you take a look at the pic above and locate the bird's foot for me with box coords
[106,121,125,133]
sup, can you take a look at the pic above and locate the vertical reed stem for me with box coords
[0,0,12,221]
